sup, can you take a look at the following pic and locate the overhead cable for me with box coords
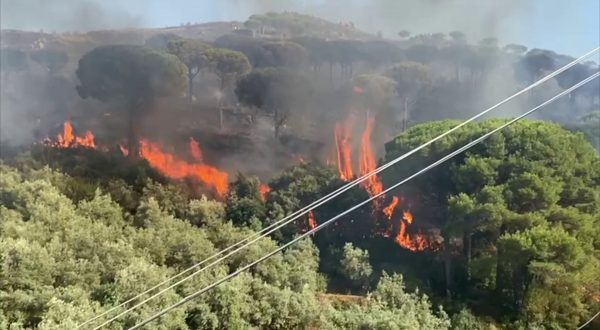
[126,71,599,330]
[82,46,599,329]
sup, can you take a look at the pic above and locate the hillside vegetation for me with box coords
[0,11,599,330]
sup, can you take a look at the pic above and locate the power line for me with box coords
[126,71,599,330]
[577,310,600,330]
[82,47,599,329]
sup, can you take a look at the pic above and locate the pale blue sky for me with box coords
[1,0,598,57]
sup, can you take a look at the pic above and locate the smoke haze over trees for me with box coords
[0,7,599,330]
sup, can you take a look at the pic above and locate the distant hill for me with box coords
[0,11,374,52]
[244,11,372,39]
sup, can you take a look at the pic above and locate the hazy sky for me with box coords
[1,0,598,56]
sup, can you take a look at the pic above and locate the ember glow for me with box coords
[259,184,271,201]
[308,210,317,230]
[383,196,400,220]
[46,121,96,149]
[139,139,229,197]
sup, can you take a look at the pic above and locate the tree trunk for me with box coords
[465,232,472,281]
[274,123,280,138]
[188,72,194,111]
[444,244,452,299]
[568,90,577,104]
[218,76,226,130]
[402,97,409,132]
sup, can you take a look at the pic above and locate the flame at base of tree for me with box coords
[45,121,96,149]
[359,115,384,203]
[382,196,436,252]
[334,115,355,181]
[259,184,271,201]
[395,211,431,252]
[331,112,435,252]
[138,139,229,197]
[308,210,317,231]
[383,196,400,220]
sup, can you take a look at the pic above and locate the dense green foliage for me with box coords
[76,45,187,156]
[1,10,598,330]
[0,164,448,329]
[384,119,600,328]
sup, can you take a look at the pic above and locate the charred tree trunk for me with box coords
[568,90,577,104]
[218,76,226,130]
[402,97,409,132]
[273,108,280,138]
[444,243,453,300]
[455,62,461,82]
[187,72,194,111]
[465,231,472,281]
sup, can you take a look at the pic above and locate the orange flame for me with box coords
[139,139,229,197]
[308,210,317,231]
[119,143,129,157]
[329,111,434,252]
[359,116,384,202]
[189,137,203,162]
[394,210,430,251]
[57,121,74,147]
[403,210,413,224]
[259,184,271,201]
[383,196,400,220]
[334,116,355,181]
[49,121,96,149]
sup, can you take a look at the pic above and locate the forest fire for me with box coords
[334,116,355,181]
[138,140,229,197]
[383,196,400,220]
[44,122,229,197]
[259,184,271,201]
[308,210,317,231]
[359,116,384,201]
[45,121,96,149]
[394,210,432,251]
[328,115,435,251]
[331,113,434,251]
[381,196,432,251]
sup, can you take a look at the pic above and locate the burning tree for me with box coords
[76,45,187,158]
